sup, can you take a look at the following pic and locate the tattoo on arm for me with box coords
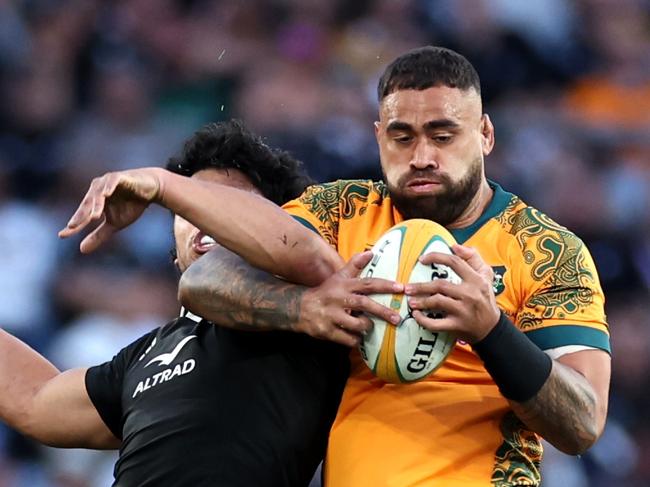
[179,246,306,331]
[509,360,598,454]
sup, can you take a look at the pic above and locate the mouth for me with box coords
[192,232,218,255]
[405,178,442,194]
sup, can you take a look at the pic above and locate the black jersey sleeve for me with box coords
[85,331,155,439]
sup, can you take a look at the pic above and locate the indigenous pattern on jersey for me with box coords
[85,315,349,487]
[284,179,609,487]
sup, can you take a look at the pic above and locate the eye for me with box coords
[432,134,453,144]
[393,135,413,144]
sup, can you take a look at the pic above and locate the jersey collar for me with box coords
[448,180,513,244]
[180,307,203,323]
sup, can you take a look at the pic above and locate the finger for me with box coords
[92,174,119,219]
[79,219,117,254]
[403,279,464,299]
[90,189,107,222]
[58,197,96,237]
[353,277,404,295]
[342,294,400,325]
[337,251,374,279]
[59,178,106,237]
[411,310,459,334]
[324,326,361,348]
[451,244,493,281]
[408,293,462,316]
[337,313,375,334]
[417,252,476,283]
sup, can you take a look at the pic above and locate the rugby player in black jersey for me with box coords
[0,120,400,486]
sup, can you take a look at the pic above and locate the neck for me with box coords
[447,180,493,229]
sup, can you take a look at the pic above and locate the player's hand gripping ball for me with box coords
[359,219,460,383]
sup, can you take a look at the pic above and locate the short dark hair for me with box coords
[377,46,481,102]
[166,120,313,205]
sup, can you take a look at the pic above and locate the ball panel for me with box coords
[358,227,405,372]
[392,220,439,285]
[375,323,400,383]
[359,219,461,383]
[393,235,459,382]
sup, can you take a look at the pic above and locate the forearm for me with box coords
[180,246,308,331]
[159,170,342,285]
[509,360,601,455]
[474,314,606,455]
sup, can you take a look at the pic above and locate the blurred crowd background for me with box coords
[0,0,648,485]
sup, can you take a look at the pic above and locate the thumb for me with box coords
[338,251,374,278]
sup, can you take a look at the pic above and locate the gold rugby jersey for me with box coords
[283,180,609,487]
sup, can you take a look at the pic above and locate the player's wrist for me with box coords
[469,307,502,344]
[153,168,171,205]
[472,312,552,402]
[294,288,315,335]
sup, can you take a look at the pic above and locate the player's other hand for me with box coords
[405,244,500,344]
[297,251,404,347]
[59,168,167,253]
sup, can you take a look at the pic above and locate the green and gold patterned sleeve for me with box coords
[511,208,610,353]
[282,181,345,248]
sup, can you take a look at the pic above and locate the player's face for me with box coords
[375,86,494,226]
[173,168,261,273]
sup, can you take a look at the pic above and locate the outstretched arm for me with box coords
[0,330,118,449]
[180,246,403,347]
[59,168,341,286]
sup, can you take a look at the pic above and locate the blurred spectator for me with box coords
[0,167,58,339]
[565,0,650,132]
[41,262,176,487]
[0,0,648,485]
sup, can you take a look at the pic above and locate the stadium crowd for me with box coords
[0,0,648,485]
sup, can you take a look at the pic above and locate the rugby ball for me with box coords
[358,219,460,383]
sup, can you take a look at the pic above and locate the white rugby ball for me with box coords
[358,219,460,383]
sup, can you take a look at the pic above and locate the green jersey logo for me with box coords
[492,266,507,296]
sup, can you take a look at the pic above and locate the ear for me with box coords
[170,248,181,273]
[374,121,381,142]
[480,114,495,156]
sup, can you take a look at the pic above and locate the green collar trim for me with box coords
[449,181,513,244]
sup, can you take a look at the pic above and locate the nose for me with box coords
[410,138,439,170]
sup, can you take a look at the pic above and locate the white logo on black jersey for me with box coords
[144,335,197,368]
[132,335,198,398]
[138,337,157,362]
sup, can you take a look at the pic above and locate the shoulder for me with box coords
[296,180,387,217]
[117,317,202,370]
[122,317,193,364]
[495,197,590,278]
[299,180,384,202]
[497,200,604,321]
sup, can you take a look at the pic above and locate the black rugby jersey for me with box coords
[85,313,349,487]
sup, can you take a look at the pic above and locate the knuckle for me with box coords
[313,323,329,338]
[360,317,373,330]
[345,322,360,334]
[424,296,437,308]
[359,278,372,290]
[483,265,494,279]
[359,317,373,331]
[345,295,360,308]
[358,296,373,309]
